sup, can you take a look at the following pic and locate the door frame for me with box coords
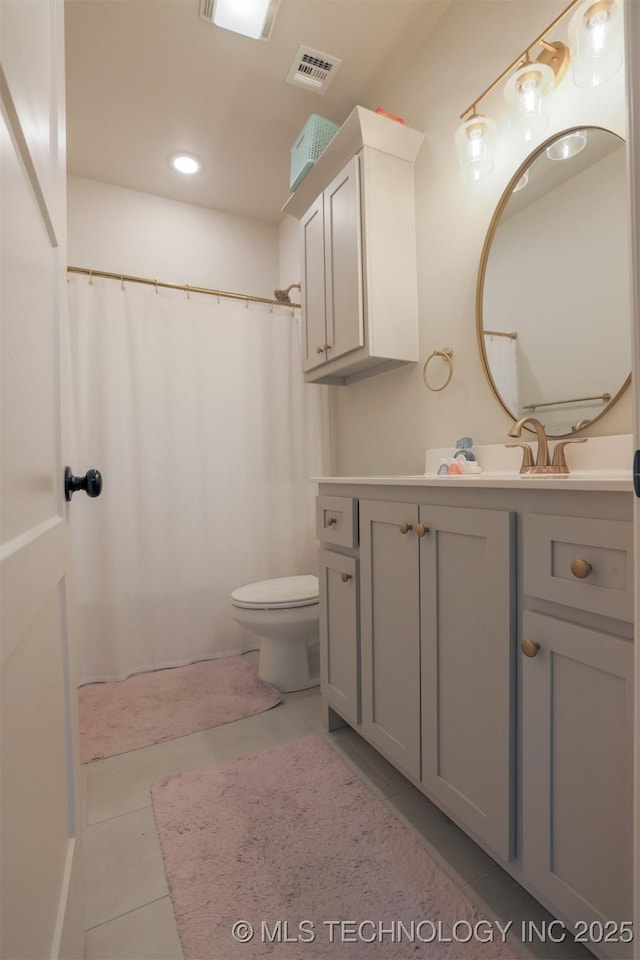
[623,0,640,942]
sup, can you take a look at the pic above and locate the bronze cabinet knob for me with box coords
[521,639,541,658]
[399,521,413,534]
[416,523,430,538]
[326,516,337,526]
[570,558,592,579]
[341,572,352,583]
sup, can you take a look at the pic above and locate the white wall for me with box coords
[68,176,278,297]
[324,0,632,475]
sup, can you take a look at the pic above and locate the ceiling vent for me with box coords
[285,46,342,94]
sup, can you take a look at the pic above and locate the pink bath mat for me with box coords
[78,656,281,763]
[151,735,521,959]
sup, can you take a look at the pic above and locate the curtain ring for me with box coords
[270,300,275,313]
[423,348,454,392]
[154,279,159,295]
[185,284,190,299]
[88,269,93,286]
[245,297,250,309]
[120,275,125,290]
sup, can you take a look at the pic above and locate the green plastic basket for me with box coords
[290,114,339,192]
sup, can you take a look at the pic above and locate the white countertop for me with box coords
[312,472,633,492]
[314,435,635,493]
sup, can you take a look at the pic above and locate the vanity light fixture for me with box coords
[546,129,588,159]
[570,0,622,88]
[454,113,496,182]
[170,154,202,175]
[455,0,619,181]
[505,59,555,143]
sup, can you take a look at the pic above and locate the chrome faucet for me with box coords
[507,416,551,473]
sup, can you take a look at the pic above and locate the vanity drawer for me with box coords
[523,514,634,623]
[316,496,358,548]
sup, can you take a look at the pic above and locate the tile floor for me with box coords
[82,659,594,960]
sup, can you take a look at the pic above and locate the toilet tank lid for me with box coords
[231,575,319,608]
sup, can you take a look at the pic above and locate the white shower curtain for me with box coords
[484,334,519,415]
[67,275,329,684]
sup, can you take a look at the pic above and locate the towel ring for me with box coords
[423,348,453,392]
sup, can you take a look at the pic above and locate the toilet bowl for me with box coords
[231,575,320,693]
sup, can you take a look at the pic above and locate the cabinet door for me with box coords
[323,155,364,362]
[420,506,515,862]
[360,500,421,780]
[522,612,633,954]
[301,193,327,371]
[319,551,359,727]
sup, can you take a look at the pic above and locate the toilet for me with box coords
[231,575,320,693]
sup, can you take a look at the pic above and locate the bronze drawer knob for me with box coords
[570,558,592,579]
[326,516,337,526]
[416,523,430,538]
[399,521,413,534]
[521,639,540,658]
[341,572,352,583]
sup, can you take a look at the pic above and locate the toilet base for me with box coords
[258,635,319,693]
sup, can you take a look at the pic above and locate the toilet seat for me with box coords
[231,575,319,610]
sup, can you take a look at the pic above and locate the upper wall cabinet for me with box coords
[283,107,424,385]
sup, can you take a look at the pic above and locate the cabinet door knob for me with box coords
[416,523,430,538]
[399,521,413,534]
[326,516,337,526]
[521,639,540,658]
[316,346,325,354]
[570,558,592,579]
[341,572,352,582]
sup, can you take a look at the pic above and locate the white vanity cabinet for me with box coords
[284,107,423,385]
[520,514,634,960]
[315,478,635,960]
[359,498,515,860]
[359,500,421,778]
[301,156,363,373]
[317,496,360,728]
[419,505,515,862]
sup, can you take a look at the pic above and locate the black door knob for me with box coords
[64,466,103,502]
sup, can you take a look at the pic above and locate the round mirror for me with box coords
[477,126,631,437]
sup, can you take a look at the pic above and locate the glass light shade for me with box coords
[513,172,529,192]
[571,0,622,87]
[213,0,277,39]
[546,130,588,160]
[505,61,554,143]
[454,115,496,182]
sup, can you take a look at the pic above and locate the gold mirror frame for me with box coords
[476,125,631,438]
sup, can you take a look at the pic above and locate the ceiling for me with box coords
[64,0,450,224]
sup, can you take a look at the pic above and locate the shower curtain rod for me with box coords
[484,329,518,340]
[66,266,301,310]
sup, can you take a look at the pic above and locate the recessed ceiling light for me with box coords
[170,154,202,175]
[199,0,280,41]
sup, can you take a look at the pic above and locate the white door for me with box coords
[1,2,84,957]
[301,193,327,371]
[625,0,640,943]
[323,154,364,361]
